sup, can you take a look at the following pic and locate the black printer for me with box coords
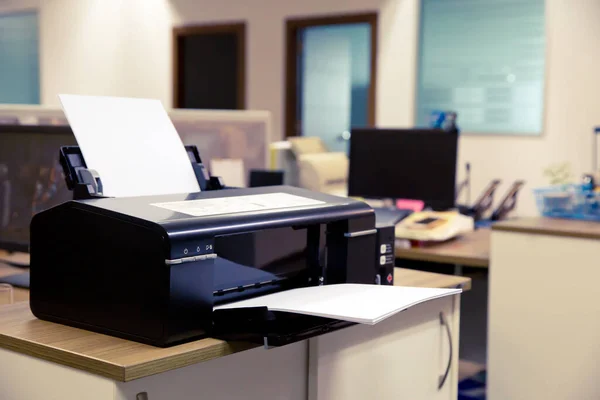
[30,146,395,347]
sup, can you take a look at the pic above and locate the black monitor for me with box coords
[0,125,76,252]
[348,128,458,211]
[249,169,284,188]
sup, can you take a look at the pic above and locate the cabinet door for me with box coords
[116,341,307,400]
[0,347,115,400]
[308,296,459,400]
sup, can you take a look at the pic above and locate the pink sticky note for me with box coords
[396,199,425,212]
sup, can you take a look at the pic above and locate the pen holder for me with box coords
[534,184,600,221]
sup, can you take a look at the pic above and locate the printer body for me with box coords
[30,185,392,347]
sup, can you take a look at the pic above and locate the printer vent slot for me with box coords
[214,278,280,296]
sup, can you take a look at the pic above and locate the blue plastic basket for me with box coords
[534,184,600,221]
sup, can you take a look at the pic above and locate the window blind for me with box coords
[416,0,546,135]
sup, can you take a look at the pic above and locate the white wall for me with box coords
[172,0,600,216]
[1,0,417,136]
[2,0,599,215]
[169,0,419,143]
[37,0,173,105]
[457,0,600,216]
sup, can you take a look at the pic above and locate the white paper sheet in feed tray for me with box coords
[59,94,201,197]
[214,284,461,325]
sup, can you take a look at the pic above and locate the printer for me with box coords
[30,146,395,347]
[273,137,350,197]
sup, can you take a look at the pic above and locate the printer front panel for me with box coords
[212,225,326,305]
[30,203,172,346]
[210,213,383,347]
[166,256,215,345]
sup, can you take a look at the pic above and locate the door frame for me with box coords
[284,12,378,138]
[172,22,246,109]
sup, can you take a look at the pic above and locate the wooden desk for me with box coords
[493,217,600,239]
[0,263,29,304]
[488,217,600,400]
[395,267,471,290]
[0,250,30,267]
[0,267,470,382]
[0,250,30,305]
[395,229,490,268]
[0,268,469,400]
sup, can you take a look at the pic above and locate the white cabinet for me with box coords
[116,342,308,400]
[488,228,600,400]
[309,296,459,400]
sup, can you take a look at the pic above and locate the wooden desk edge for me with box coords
[124,341,258,381]
[448,278,471,292]
[492,219,600,240]
[0,333,126,381]
[0,328,258,382]
[394,250,489,268]
[394,268,472,292]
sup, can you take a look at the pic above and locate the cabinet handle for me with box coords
[136,392,149,400]
[438,312,453,390]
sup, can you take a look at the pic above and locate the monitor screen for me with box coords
[348,128,458,210]
[0,125,76,252]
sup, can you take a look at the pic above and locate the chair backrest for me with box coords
[288,137,328,157]
[297,152,348,196]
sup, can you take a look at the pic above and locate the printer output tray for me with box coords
[212,307,354,347]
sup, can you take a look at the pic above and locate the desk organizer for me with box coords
[534,184,600,221]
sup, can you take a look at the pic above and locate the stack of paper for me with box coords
[59,94,201,198]
[214,284,461,325]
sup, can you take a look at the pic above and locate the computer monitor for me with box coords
[249,169,285,188]
[348,128,458,211]
[0,125,76,252]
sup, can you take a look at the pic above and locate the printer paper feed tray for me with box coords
[215,284,461,325]
[212,306,353,347]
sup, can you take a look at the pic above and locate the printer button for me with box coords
[375,274,381,285]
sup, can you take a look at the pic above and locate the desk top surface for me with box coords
[395,229,490,268]
[493,217,600,240]
[0,268,470,382]
[0,251,30,267]
[0,263,30,303]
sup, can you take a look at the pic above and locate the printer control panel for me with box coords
[376,226,395,285]
[170,238,216,260]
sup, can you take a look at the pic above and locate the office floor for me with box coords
[458,368,486,400]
